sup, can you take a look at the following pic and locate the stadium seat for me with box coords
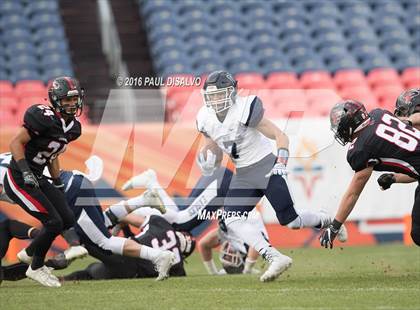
[138,0,418,97]
[18,96,48,113]
[0,96,19,112]
[0,81,15,97]
[164,74,199,98]
[26,0,60,14]
[15,80,47,98]
[333,69,367,89]
[235,73,265,90]
[339,86,377,111]
[372,85,404,111]
[265,72,300,89]
[300,71,335,89]
[401,67,420,88]
[271,89,307,107]
[0,109,18,127]
[367,68,401,88]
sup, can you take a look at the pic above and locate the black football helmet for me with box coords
[330,100,370,145]
[395,88,420,117]
[202,70,237,113]
[175,231,196,259]
[48,76,84,117]
[219,241,246,274]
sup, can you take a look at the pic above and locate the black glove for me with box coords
[320,219,342,249]
[52,178,65,192]
[377,173,396,190]
[22,171,39,189]
[16,159,39,189]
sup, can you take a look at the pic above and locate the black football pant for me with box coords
[0,218,37,259]
[411,183,420,246]
[4,168,75,269]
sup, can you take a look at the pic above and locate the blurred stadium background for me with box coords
[0,0,419,261]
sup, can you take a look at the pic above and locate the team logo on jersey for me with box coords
[291,138,324,199]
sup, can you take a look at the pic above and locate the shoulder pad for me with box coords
[23,105,55,137]
[239,96,264,127]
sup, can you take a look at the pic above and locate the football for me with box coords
[200,143,224,166]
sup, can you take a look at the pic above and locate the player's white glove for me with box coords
[196,150,217,176]
[266,148,289,177]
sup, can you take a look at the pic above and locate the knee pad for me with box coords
[98,236,126,255]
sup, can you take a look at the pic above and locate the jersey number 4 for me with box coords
[375,114,420,152]
[223,141,239,159]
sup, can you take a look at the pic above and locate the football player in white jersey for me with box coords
[198,208,265,276]
[195,70,347,282]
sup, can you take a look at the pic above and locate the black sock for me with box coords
[8,220,35,239]
[2,263,28,281]
[62,228,80,246]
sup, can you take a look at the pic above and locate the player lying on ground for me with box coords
[1,153,176,281]
[195,70,347,282]
[62,214,195,281]
[198,209,266,275]
[320,99,420,248]
[117,167,265,275]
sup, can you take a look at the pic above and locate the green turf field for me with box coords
[1,244,419,310]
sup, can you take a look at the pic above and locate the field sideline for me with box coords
[1,244,419,310]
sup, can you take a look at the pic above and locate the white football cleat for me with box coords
[17,248,32,264]
[260,253,293,282]
[337,224,348,243]
[26,265,61,287]
[144,190,166,214]
[122,169,158,191]
[154,250,176,281]
[64,245,88,262]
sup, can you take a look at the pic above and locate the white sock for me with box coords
[225,217,276,255]
[108,201,129,220]
[243,258,257,274]
[139,245,162,262]
[297,210,323,228]
[203,259,219,275]
[125,195,148,212]
[155,187,179,211]
[162,208,178,224]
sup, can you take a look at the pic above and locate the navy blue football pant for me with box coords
[59,172,112,248]
[223,153,298,225]
[4,168,75,269]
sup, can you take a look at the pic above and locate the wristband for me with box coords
[53,178,64,189]
[277,148,289,165]
[332,219,342,231]
[16,159,31,173]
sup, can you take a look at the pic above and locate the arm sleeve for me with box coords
[22,105,52,138]
[242,96,265,127]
